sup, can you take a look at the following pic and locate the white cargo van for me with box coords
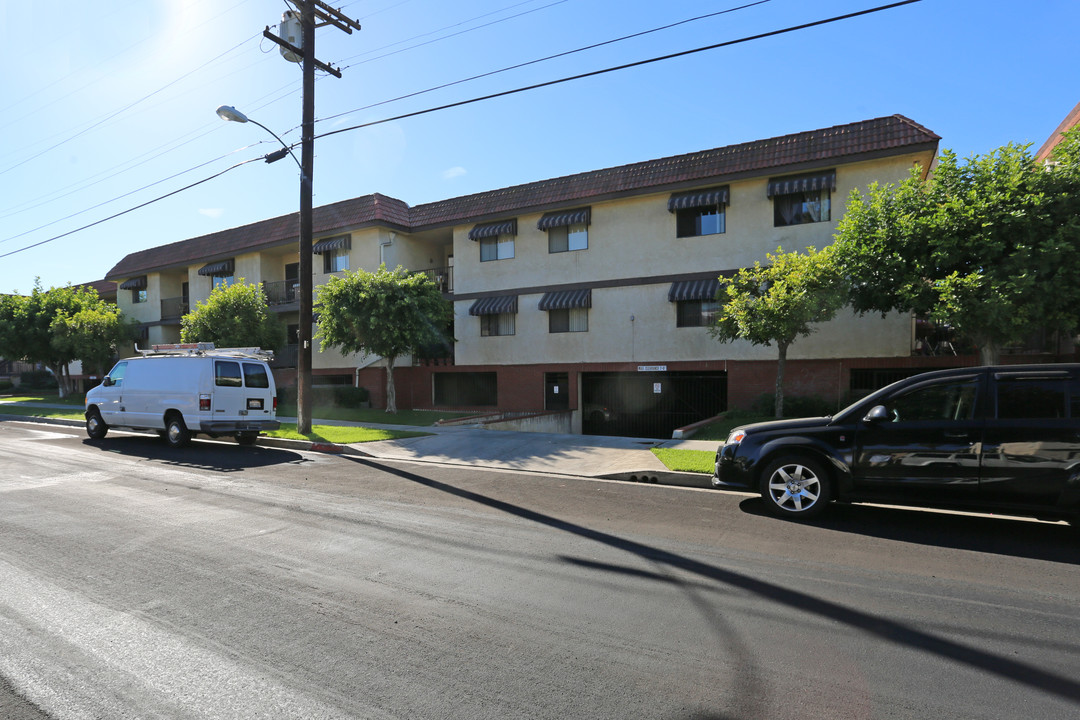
[84,343,280,448]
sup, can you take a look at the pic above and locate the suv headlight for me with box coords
[726,429,746,446]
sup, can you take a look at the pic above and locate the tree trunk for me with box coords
[774,342,788,418]
[49,363,69,399]
[978,339,999,366]
[384,356,397,414]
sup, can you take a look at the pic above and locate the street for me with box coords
[0,420,1078,720]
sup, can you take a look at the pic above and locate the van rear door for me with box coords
[212,360,246,421]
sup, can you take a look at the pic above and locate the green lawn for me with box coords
[275,403,477,427]
[0,393,86,406]
[651,447,715,474]
[265,424,427,444]
[685,411,775,441]
[0,403,85,421]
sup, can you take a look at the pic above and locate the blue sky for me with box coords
[1,0,1077,293]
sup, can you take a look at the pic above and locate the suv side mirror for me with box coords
[864,405,889,423]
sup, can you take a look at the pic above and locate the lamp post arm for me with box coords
[247,118,303,173]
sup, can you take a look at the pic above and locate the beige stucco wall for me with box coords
[452,151,931,366]
[454,284,911,366]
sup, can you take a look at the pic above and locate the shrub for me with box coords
[20,370,58,390]
[0,380,13,393]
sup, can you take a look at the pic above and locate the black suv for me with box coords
[713,364,1080,523]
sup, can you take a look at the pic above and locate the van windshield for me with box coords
[243,363,270,389]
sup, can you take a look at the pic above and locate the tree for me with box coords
[315,265,453,413]
[181,279,285,351]
[0,281,131,397]
[834,132,1080,365]
[711,246,846,418]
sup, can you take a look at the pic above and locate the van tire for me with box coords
[165,414,191,448]
[86,411,108,440]
[237,432,258,446]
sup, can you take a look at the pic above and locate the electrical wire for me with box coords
[314,1,921,144]
[0,155,267,260]
[318,0,772,127]
[1,0,921,261]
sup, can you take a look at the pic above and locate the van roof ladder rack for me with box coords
[136,343,274,361]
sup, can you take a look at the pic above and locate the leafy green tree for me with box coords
[711,246,846,418]
[181,279,285,351]
[834,132,1080,364]
[315,265,453,413]
[0,281,130,397]
[51,302,135,383]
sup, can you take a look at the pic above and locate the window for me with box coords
[215,361,242,387]
[287,323,300,347]
[480,234,515,261]
[132,288,147,304]
[243,363,270,389]
[774,190,830,226]
[676,299,718,327]
[548,223,588,253]
[212,275,234,291]
[107,362,128,387]
[769,172,835,227]
[884,380,979,423]
[480,313,516,336]
[996,378,1067,419]
[323,248,349,273]
[676,205,725,237]
[549,307,588,333]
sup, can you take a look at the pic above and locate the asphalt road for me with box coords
[1,420,1078,720]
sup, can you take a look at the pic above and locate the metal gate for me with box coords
[581,371,727,438]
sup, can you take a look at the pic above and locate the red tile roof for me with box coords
[107,115,938,279]
[1035,101,1080,163]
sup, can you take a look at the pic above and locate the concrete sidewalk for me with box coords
[272,415,716,488]
[0,400,716,489]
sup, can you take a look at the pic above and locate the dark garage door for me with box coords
[581,371,727,438]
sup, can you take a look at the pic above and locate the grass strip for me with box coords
[651,447,714,474]
[265,424,428,444]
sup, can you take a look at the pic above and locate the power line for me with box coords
[0,156,266,261]
[314,1,921,143]
[1,0,921,261]
[317,0,772,127]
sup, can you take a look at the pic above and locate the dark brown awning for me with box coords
[119,276,147,290]
[468,219,518,240]
[538,289,591,311]
[668,278,721,302]
[767,171,836,197]
[537,207,591,230]
[668,187,729,212]
[312,235,351,254]
[197,259,235,277]
[468,295,518,316]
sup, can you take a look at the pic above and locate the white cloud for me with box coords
[442,166,466,180]
[199,208,224,218]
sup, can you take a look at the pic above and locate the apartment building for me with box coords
[107,115,943,437]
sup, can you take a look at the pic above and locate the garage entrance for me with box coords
[581,371,727,438]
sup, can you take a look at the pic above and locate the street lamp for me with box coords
[216,106,303,171]
[216,104,314,434]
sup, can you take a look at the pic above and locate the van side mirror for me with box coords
[102,377,114,387]
[864,405,889,423]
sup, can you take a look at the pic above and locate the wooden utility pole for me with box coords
[263,2,360,434]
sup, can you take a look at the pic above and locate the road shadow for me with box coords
[80,435,308,472]
[342,454,1080,709]
[737,496,1079,565]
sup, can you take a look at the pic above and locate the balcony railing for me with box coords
[263,279,301,307]
[161,297,189,320]
[417,265,453,294]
